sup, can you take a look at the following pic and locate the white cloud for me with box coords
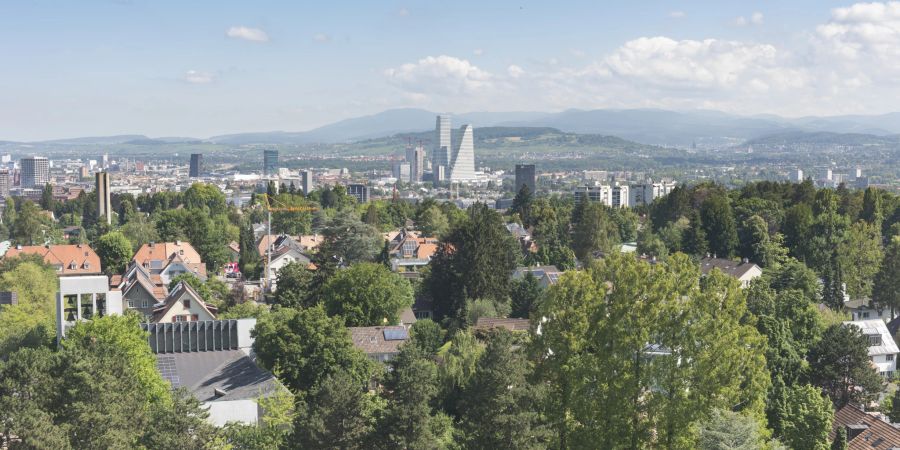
[816,2,900,64]
[313,33,330,43]
[670,10,686,19]
[751,12,764,25]
[507,65,524,78]
[184,70,214,84]
[734,12,763,27]
[226,26,269,42]
[384,55,494,96]
[473,48,484,56]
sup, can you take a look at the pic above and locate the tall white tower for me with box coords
[449,124,476,181]
[434,115,451,179]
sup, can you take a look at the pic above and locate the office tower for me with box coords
[515,164,536,194]
[855,167,863,178]
[96,172,112,225]
[189,153,203,178]
[301,170,314,194]
[100,154,109,170]
[448,124,476,181]
[20,156,49,188]
[821,168,833,181]
[393,162,411,181]
[348,184,370,203]
[0,170,9,198]
[795,169,804,182]
[410,145,425,182]
[263,150,279,176]
[434,115,451,177]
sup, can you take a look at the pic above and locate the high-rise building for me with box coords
[410,145,425,182]
[0,170,9,198]
[434,115,451,172]
[96,172,112,225]
[100,154,109,170]
[189,153,203,178]
[448,124,476,181]
[348,184,370,203]
[515,164,536,194]
[20,156,49,188]
[263,150,279,176]
[795,169,804,182]
[393,162,411,181]
[301,170,314,194]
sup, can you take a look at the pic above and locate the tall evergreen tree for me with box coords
[700,194,738,258]
[238,219,261,280]
[809,323,883,407]
[873,236,900,316]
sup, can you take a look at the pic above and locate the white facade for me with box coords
[629,181,676,207]
[434,115,451,170]
[845,320,899,378]
[449,124,476,181]
[56,275,123,340]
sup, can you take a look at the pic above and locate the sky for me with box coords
[3,0,900,140]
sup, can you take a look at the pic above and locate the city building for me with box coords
[96,171,112,225]
[0,170,9,198]
[263,149,279,176]
[844,320,898,378]
[151,280,218,323]
[6,244,102,276]
[348,183,370,203]
[630,181,676,207]
[573,183,630,208]
[449,124,476,181]
[143,318,286,426]
[407,145,425,182]
[795,169,804,182]
[393,162,411,181]
[20,156,49,188]
[189,153,203,178]
[515,164,536,194]
[132,241,207,285]
[433,115,451,178]
[301,170,314,194]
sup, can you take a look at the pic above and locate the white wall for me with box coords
[205,400,259,427]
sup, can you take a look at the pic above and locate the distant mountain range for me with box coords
[9,108,900,148]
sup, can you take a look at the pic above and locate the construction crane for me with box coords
[260,193,318,294]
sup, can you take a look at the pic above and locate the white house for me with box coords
[844,298,896,322]
[698,257,762,288]
[845,320,899,378]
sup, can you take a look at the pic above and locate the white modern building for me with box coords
[630,181,677,207]
[434,115,452,180]
[56,275,123,340]
[845,320,899,378]
[448,124,476,181]
[20,156,50,188]
[573,183,630,208]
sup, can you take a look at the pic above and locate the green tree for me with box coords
[832,427,848,450]
[317,208,382,265]
[809,323,883,407]
[273,261,316,308]
[377,345,447,448]
[290,371,379,449]
[700,193,738,258]
[168,272,229,307]
[321,262,414,326]
[94,230,133,275]
[838,220,882,299]
[3,196,17,230]
[783,203,814,261]
[11,200,51,245]
[426,203,520,325]
[0,260,58,355]
[873,236,900,316]
[458,330,551,449]
[682,209,708,256]
[183,182,227,211]
[636,226,668,260]
[252,305,373,393]
[889,388,900,423]
[238,219,262,280]
[780,384,833,450]
[119,214,159,251]
[571,201,619,261]
[409,319,444,355]
[417,204,450,238]
[861,187,884,224]
[40,183,56,211]
[697,409,763,450]
[510,272,542,319]
[511,184,534,226]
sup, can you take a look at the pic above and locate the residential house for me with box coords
[258,234,312,291]
[349,326,410,363]
[698,256,762,288]
[506,222,537,253]
[112,262,168,318]
[845,298,896,322]
[387,229,439,276]
[5,244,102,276]
[133,241,206,285]
[512,265,562,289]
[151,281,218,323]
[474,317,531,332]
[830,404,900,450]
[845,320,899,378]
[297,234,324,251]
[144,319,286,426]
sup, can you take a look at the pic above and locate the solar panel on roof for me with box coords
[383,328,408,341]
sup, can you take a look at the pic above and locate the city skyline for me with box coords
[5,1,900,140]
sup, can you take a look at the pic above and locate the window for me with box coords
[191,314,199,321]
[141,299,149,309]
[174,315,186,322]
[888,354,895,361]
[183,299,191,309]
[868,335,883,346]
[862,312,870,319]
[127,299,135,308]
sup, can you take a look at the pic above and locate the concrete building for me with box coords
[20,156,49,188]
[409,145,425,182]
[630,181,676,207]
[433,115,452,178]
[515,164,536,194]
[56,275,123,340]
[0,170,10,198]
[301,170,314,194]
[573,184,630,208]
[263,149,279,176]
[96,171,112,225]
[189,153,203,178]
[348,183,370,203]
[393,162,411,181]
[795,169,804,182]
[448,124,476,181]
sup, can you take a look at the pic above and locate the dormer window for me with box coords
[69,262,77,270]
[82,262,90,269]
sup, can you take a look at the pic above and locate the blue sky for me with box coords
[1,0,896,140]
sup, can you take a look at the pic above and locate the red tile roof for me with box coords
[5,244,102,275]
[831,404,900,450]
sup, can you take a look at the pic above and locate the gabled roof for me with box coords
[156,349,282,402]
[831,404,900,450]
[474,317,531,332]
[699,257,761,280]
[349,326,409,355]
[844,320,900,356]
[4,244,102,276]
[133,241,206,277]
[151,281,217,322]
